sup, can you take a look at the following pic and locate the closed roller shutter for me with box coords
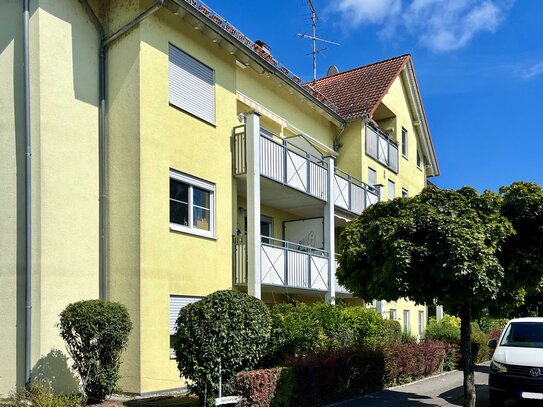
[169,43,215,124]
[169,295,201,334]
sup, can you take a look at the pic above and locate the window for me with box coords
[417,150,422,169]
[402,188,409,198]
[388,180,395,201]
[168,43,215,124]
[170,170,215,237]
[169,295,202,358]
[401,127,408,158]
[368,167,377,186]
[389,309,397,320]
[403,310,410,333]
[419,311,425,337]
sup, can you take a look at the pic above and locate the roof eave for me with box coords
[170,0,345,126]
[402,61,440,177]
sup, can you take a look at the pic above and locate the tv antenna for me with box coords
[298,0,339,82]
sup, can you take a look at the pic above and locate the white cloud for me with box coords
[334,0,402,26]
[330,0,513,52]
[521,61,543,79]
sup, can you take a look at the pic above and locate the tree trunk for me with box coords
[460,303,475,407]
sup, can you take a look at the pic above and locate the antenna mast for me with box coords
[298,0,339,81]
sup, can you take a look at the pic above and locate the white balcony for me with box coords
[234,236,330,292]
[234,237,352,296]
[365,125,399,173]
[234,125,379,216]
[334,168,379,215]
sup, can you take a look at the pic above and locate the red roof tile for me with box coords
[309,55,411,121]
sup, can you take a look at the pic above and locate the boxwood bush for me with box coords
[173,290,272,406]
[58,300,132,402]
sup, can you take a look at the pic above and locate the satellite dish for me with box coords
[326,65,339,77]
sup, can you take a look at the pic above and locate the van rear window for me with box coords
[501,322,543,348]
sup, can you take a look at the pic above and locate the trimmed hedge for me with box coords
[266,303,356,365]
[58,300,132,402]
[284,348,385,406]
[384,341,446,386]
[266,305,400,366]
[173,290,272,406]
[232,367,294,407]
[243,342,447,407]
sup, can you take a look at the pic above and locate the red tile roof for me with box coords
[309,55,411,121]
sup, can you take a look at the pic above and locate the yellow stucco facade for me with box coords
[0,0,438,396]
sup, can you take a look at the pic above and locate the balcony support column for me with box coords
[324,156,335,304]
[246,111,261,299]
[436,305,444,321]
[376,300,386,318]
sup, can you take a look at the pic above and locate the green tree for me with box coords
[498,182,543,317]
[338,186,513,407]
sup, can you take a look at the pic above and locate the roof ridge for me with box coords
[311,53,411,84]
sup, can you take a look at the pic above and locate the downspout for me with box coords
[23,0,32,386]
[80,0,164,300]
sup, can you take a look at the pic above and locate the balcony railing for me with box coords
[233,127,329,201]
[334,168,379,215]
[233,236,330,291]
[365,125,399,173]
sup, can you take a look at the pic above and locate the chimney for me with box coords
[255,40,272,56]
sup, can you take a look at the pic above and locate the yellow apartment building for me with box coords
[0,0,439,396]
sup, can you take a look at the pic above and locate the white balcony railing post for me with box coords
[246,111,261,299]
[324,156,336,303]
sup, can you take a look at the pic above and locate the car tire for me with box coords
[489,389,505,407]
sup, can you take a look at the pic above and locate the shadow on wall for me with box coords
[31,349,80,394]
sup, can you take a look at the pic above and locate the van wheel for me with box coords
[489,389,504,407]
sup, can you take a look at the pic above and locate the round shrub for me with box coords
[58,300,132,402]
[173,290,272,406]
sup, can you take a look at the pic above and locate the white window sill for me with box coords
[170,223,217,240]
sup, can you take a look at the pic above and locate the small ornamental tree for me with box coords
[338,186,514,407]
[173,290,272,406]
[498,182,543,316]
[58,300,132,402]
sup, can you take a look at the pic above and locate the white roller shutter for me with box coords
[168,43,215,124]
[169,295,201,334]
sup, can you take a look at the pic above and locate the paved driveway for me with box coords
[329,364,537,407]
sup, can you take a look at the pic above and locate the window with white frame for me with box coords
[403,310,410,333]
[388,180,395,201]
[401,127,408,158]
[418,311,425,337]
[170,170,215,237]
[168,43,215,124]
[417,150,422,169]
[402,188,409,198]
[389,309,397,320]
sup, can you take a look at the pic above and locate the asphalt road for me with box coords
[330,363,539,407]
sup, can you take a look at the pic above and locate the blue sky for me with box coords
[204,0,542,192]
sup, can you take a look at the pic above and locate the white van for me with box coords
[488,317,543,406]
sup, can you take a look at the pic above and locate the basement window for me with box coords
[170,170,215,238]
